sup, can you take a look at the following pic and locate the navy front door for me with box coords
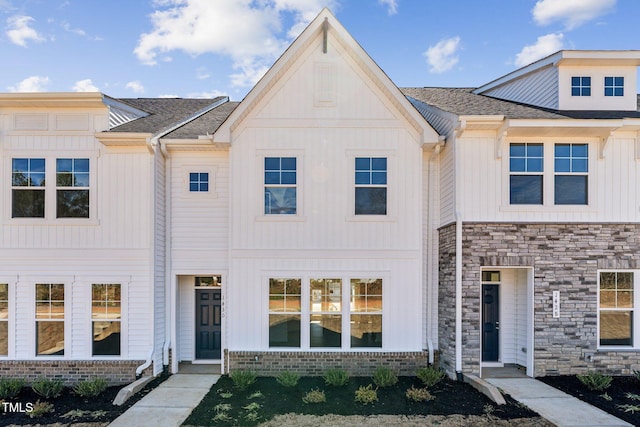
[195,288,222,359]
[482,284,500,362]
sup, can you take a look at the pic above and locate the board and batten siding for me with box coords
[481,66,559,110]
[456,131,640,223]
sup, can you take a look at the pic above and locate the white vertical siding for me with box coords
[515,269,528,367]
[481,66,559,110]
[153,145,166,374]
[439,140,455,226]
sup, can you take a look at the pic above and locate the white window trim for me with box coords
[345,150,397,222]
[181,165,218,199]
[0,276,16,359]
[500,139,597,213]
[597,269,639,351]
[33,282,67,359]
[256,150,305,221]
[4,151,99,225]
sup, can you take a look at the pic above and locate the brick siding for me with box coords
[0,360,146,385]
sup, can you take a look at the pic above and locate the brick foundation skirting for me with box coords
[0,360,147,386]
[227,350,435,376]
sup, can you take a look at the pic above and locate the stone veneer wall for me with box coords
[438,224,457,376]
[443,222,640,377]
[227,351,432,376]
[0,360,146,385]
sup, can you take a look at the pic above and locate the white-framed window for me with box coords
[604,76,624,97]
[571,76,591,96]
[598,271,638,347]
[9,155,95,221]
[355,157,387,215]
[189,172,209,192]
[554,143,588,205]
[35,283,64,356]
[92,284,121,356]
[507,142,592,208]
[268,277,383,349]
[264,157,297,215]
[0,283,7,356]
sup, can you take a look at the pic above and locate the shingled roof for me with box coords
[163,101,239,139]
[110,97,226,135]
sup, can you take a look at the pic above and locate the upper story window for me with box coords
[604,77,624,97]
[189,172,209,192]
[554,144,588,205]
[355,157,387,215]
[264,157,297,215]
[12,158,46,218]
[571,76,591,96]
[35,283,64,356]
[56,158,89,218]
[0,283,7,356]
[509,143,543,205]
[92,284,121,356]
[599,271,635,347]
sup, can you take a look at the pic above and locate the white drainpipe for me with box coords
[455,210,463,378]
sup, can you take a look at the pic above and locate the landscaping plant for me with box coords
[577,371,613,391]
[73,378,108,398]
[28,400,54,418]
[416,366,446,387]
[302,388,326,404]
[323,368,349,386]
[31,378,64,398]
[276,371,300,387]
[0,378,25,399]
[405,385,435,402]
[230,370,257,390]
[372,366,398,387]
[354,384,378,405]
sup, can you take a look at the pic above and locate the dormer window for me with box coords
[571,77,591,96]
[604,77,624,96]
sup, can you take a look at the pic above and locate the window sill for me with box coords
[499,204,596,214]
[345,215,397,223]
[5,218,100,226]
[256,215,306,222]
[596,347,640,353]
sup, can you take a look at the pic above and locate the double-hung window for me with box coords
[350,279,383,348]
[12,158,46,218]
[92,284,121,356]
[599,272,635,347]
[264,157,297,215]
[268,278,301,347]
[571,76,591,96]
[0,284,7,356]
[509,143,543,205]
[604,77,624,97]
[310,279,342,348]
[554,144,588,205]
[355,157,387,215]
[35,284,64,356]
[56,158,90,218]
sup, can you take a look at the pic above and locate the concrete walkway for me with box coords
[487,377,633,427]
[108,374,220,427]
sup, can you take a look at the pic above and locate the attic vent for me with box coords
[315,62,336,107]
[322,17,329,53]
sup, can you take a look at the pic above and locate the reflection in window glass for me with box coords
[0,284,7,356]
[265,157,297,214]
[35,284,64,356]
[269,279,301,347]
[310,279,342,347]
[355,158,387,215]
[56,158,90,218]
[12,158,45,218]
[92,284,121,356]
[350,279,382,347]
[509,143,543,205]
[599,272,634,346]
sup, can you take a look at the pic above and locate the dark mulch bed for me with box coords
[0,372,169,426]
[540,375,640,426]
[185,376,541,427]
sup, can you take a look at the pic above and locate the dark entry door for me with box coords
[196,288,222,359]
[482,284,500,362]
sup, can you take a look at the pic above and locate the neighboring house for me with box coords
[0,9,639,384]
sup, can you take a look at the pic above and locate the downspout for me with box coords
[136,347,154,377]
[140,96,230,375]
[454,122,464,380]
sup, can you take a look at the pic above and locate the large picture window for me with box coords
[264,157,297,215]
[599,272,634,347]
[0,284,7,356]
[35,284,64,356]
[509,143,543,205]
[310,279,342,348]
[56,158,90,218]
[12,158,46,218]
[355,157,387,215]
[92,284,121,356]
[268,278,301,347]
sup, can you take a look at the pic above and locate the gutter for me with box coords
[136,347,154,377]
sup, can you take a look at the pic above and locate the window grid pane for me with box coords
[604,76,624,97]
[571,76,591,96]
[350,279,382,348]
[599,272,634,347]
[264,157,296,214]
[189,172,209,192]
[35,284,64,356]
[355,157,387,215]
[554,143,588,205]
[56,158,90,218]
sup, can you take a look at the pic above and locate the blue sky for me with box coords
[2,0,638,100]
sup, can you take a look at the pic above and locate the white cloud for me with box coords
[378,0,398,15]
[8,76,50,92]
[424,36,461,74]
[61,21,86,37]
[196,67,211,80]
[135,0,337,87]
[126,81,145,93]
[6,15,45,47]
[514,33,564,67]
[72,79,100,92]
[532,0,616,30]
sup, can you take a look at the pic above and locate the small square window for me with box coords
[571,76,591,96]
[604,76,624,97]
[189,172,209,192]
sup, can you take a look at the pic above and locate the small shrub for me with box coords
[577,372,612,391]
[416,366,445,387]
[618,404,640,414]
[405,386,435,402]
[230,370,257,390]
[626,392,640,401]
[73,378,107,398]
[633,370,640,382]
[243,402,261,411]
[372,366,398,388]
[0,378,25,399]
[323,368,349,387]
[354,384,378,405]
[302,388,326,404]
[214,403,232,413]
[217,389,233,399]
[245,411,260,422]
[276,371,300,388]
[31,378,64,399]
[601,392,612,401]
[212,411,233,422]
[28,400,54,418]
[248,390,263,399]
